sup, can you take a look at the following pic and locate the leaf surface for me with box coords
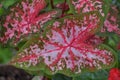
[11,12,116,76]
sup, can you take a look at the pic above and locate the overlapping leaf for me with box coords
[0,0,61,44]
[102,5,120,35]
[68,0,111,18]
[11,12,116,76]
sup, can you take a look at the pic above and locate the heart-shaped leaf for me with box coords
[10,12,116,77]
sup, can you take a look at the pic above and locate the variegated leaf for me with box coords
[10,12,116,76]
[68,0,111,17]
[0,0,61,44]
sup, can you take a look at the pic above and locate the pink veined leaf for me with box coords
[11,12,115,76]
[85,35,105,46]
[0,0,60,44]
[101,6,120,35]
[71,0,104,16]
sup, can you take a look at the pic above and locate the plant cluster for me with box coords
[0,0,120,80]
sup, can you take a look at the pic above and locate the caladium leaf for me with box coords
[101,5,120,35]
[0,0,61,45]
[10,12,116,76]
[68,0,111,17]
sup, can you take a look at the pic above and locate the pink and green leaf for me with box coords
[10,12,116,76]
[67,0,111,17]
[0,0,61,45]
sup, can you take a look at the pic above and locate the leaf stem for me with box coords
[50,0,54,9]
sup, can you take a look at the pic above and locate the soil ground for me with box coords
[0,65,33,80]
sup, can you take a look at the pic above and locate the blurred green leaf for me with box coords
[97,32,120,51]
[52,73,72,80]
[0,8,5,16]
[0,46,13,63]
[103,0,112,18]
[73,69,109,80]
[1,0,18,9]
[118,51,120,68]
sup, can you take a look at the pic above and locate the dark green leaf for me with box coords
[52,73,72,80]
[73,69,109,80]
[117,51,120,68]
